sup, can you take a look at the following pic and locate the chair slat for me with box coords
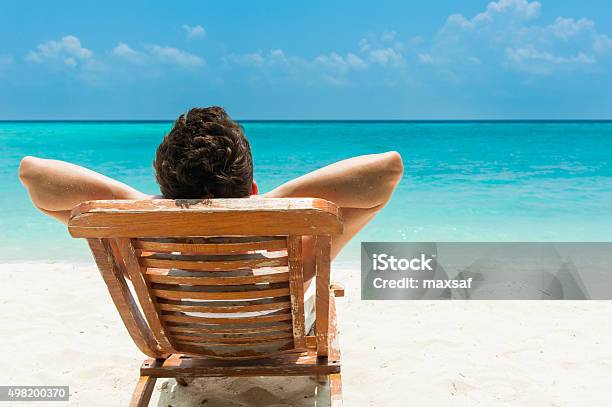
[146,269,289,286]
[287,236,306,348]
[176,340,297,360]
[174,334,293,345]
[158,299,291,313]
[172,332,293,343]
[161,312,292,325]
[134,238,286,254]
[151,281,288,292]
[167,324,293,335]
[140,255,288,271]
[175,338,293,348]
[153,287,290,301]
[68,198,342,238]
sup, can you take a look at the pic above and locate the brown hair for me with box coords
[153,106,253,199]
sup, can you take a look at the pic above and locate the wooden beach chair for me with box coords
[68,198,345,406]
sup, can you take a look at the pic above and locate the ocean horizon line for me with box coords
[1,119,612,124]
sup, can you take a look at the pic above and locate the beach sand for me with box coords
[2,262,612,406]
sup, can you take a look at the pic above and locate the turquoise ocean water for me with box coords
[1,121,611,263]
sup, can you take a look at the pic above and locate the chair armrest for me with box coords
[330,282,345,297]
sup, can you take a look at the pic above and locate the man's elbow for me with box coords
[18,156,42,186]
[369,151,403,209]
[384,151,404,183]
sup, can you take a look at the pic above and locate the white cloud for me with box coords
[226,49,301,68]
[268,49,290,66]
[63,57,77,67]
[113,42,139,58]
[357,32,408,67]
[346,53,367,68]
[507,46,595,64]
[25,36,206,79]
[26,35,93,67]
[594,35,612,53]
[146,45,204,68]
[225,48,367,86]
[314,52,366,73]
[427,0,611,75]
[506,45,595,74]
[547,17,594,40]
[439,0,542,45]
[223,51,266,67]
[369,48,404,67]
[381,30,397,42]
[25,35,106,82]
[358,38,371,52]
[224,30,421,87]
[113,42,204,68]
[232,49,357,72]
[224,0,612,83]
[418,53,434,65]
[486,0,541,19]
[446,0,541,30]
[496,0,540,15]
[182,24,206,39]
[112,42,146,65]
[225,52,266,67]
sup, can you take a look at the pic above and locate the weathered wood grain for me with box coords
[146,268,290,285]
[140,253,288,271]
[161,312,292,325]
[70,198,344,404]
[129,373,158,407]
[134,237,286,254]
[153,286,290,301]
[140,351,341,376]
[157,298,292,313]
[69,198,342,238]
[86,238,161,358]
[287,235,306,348]
[315,235,332,358]
[116,238,174,352]
[166,324,293,335]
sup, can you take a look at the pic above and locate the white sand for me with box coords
[2,261,612,406]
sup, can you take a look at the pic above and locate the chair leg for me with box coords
[175,377,189,387]
[329,373,343,407]
[130,375,157,407]
[315,374,328,384]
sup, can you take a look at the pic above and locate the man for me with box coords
[18,106,403,281]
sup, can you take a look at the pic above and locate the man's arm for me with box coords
[264,151,404,279]
[264,151,403,209]
[18,152,403,281]
[18,156,150,224]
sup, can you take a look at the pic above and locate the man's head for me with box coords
[154,107,256,199]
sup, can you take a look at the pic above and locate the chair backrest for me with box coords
[68,198,342,360]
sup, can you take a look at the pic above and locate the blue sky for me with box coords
[1,0,612,119]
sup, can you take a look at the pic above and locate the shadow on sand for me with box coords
[156,376,331,406]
